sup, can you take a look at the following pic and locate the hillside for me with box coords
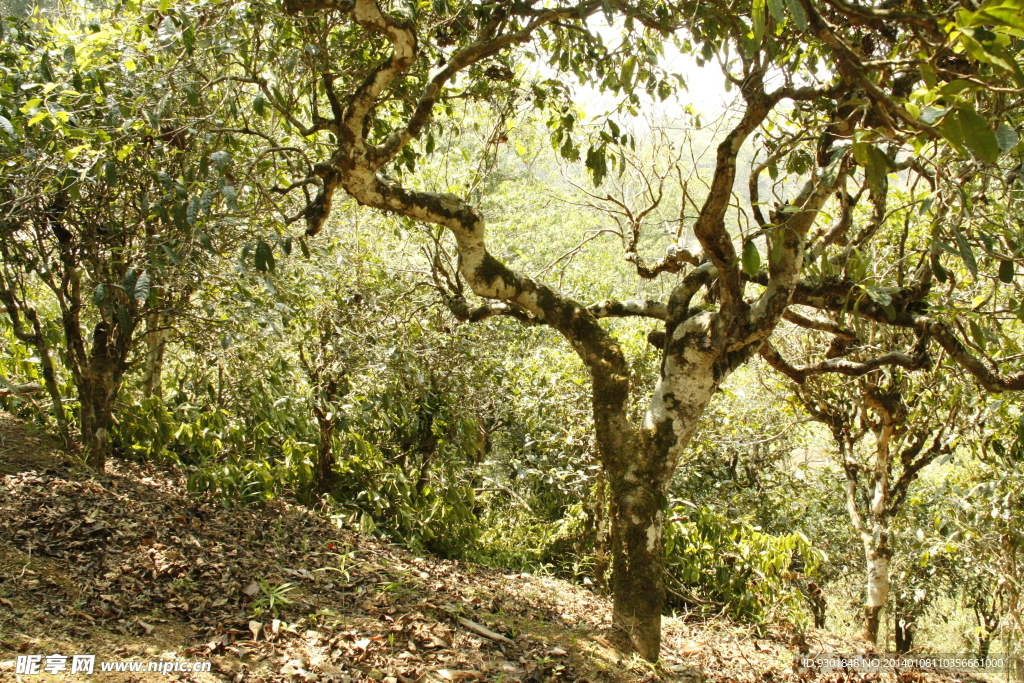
[0,413,989,683]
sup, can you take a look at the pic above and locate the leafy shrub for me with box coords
[664,503,826,626]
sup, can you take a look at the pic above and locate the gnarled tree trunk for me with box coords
[77,321,130,471]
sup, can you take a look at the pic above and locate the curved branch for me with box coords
[588,299,668,320]
[441,294,542,325]
[690,69,776,315]
[759,339,929,384]
[798,0,941,138]
[629,246,702,279]
[782,308,856,339]
[923,319,1024,392]
[372,1,603,165]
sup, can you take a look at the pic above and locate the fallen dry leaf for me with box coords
[249,620,263,640]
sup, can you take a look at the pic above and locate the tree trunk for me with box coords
[28,312,72,449]
[79,371,116,471]
[76,321,129,472]
[601,318,721,660]
[609,473,665,661]
[314,415,336,495]
[894,611,915,653]
[141,313,168,399]
[977,631,991,660]
[593,470,610,594]
[861,531,891,645]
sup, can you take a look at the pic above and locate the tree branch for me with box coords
[759,339,929,384]
[782,308,856,339]
[588,299,668,320]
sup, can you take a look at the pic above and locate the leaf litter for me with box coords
[0,413,995,683]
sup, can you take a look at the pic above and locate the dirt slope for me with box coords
[0,413,994,683]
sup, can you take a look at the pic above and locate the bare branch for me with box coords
[782,308,856,339]
[759,339,929,384]
[588,299,668,320]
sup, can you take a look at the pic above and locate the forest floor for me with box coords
[0,412,999,683]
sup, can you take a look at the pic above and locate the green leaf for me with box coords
[996,122,1019,152]
[932,255,948,283]
[958,106,1000,163]
[863,285,893,307]
[938,79,976,96]
[938,110,966,152]
[919,195,935,215]
[969,318,987,350]
[222,184,237,210]
[121,269,138,294]
[999,259,1016,283]
[958,27,1019,75]
[953,225,979,278]
[157,171,172,191]
[741,240,761,277]
[104,160,117,186]
[586,145,608,186]
[210,150,232,172]
[620,56,636,87]
[39,53,53,83]
[752,0,767,44]
[920,105,948,125]
[92,284,107,307]
[254,241,275,273]
[199,189,213,215]
[865,146,891,196]
[976,3,1024,31]
[134,270,151,304]
[784,0,807,29]
[161,244,181,265]
[767,0,786,23]
[0,115,15,138]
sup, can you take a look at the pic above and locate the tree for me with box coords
[186,0,1024,659]
[0,8,248,468]
[793,358,962,644]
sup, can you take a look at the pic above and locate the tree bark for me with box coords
[75,320,131,471]
[862,531,891,645]
[894,611,915,654]
[314,413,336,496]
[609,474,665,660]
[78,369,117,470]
[141,313,168,399]
[593,470,610,594]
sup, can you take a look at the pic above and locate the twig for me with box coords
[458,617,514,644]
